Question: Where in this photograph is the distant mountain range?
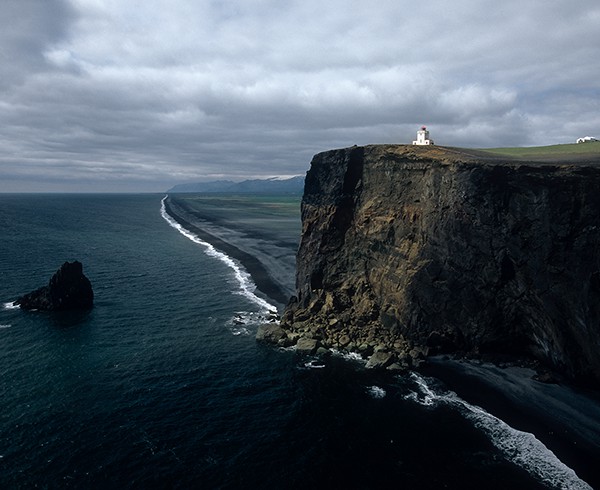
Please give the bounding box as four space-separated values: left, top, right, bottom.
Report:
167 176 304 194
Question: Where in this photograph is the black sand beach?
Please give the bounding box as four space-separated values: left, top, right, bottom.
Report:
164 195 299 308
421 358 600 488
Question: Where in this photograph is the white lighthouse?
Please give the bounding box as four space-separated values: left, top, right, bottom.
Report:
413 126 434 145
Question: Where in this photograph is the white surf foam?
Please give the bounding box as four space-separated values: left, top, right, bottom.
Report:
160 196 277 314
403 373 436 406
2 302 18 310
331 349 366 364
304 360 326 369
228 311 275 336
367 385 386 399
0 324 12 329
406 373 592 489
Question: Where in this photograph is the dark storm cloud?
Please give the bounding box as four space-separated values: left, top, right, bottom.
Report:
1 0 599 192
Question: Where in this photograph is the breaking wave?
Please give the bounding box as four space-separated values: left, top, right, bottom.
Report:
405 373 592 489
367 386 386 399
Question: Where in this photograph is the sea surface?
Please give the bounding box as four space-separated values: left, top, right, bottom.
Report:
0 193 596 489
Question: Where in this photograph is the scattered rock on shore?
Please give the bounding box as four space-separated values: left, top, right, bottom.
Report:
295 337 320 354
255 320 419 371
256 324 289 345
365 351 395 369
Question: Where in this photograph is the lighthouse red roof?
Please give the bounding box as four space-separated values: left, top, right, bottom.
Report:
421 126 427 130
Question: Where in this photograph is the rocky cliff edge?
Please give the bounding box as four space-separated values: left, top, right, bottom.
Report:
266 144 600 384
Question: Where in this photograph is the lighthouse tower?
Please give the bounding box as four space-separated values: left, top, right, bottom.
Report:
413 126 434 145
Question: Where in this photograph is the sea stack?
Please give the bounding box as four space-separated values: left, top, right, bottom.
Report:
14 261 94 311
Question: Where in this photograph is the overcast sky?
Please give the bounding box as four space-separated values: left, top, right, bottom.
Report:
1 0 599 192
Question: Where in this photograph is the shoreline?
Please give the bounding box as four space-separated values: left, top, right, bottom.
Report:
420 357 600 488
163 194 599 486
163 196 291 308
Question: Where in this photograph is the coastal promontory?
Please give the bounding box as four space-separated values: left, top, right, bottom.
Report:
271 144 600 385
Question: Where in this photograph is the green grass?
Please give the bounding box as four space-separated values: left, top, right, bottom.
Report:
476 142 600 159
178 194 301 220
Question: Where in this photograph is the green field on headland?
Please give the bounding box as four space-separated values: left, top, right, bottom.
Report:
477 142 600 161
170 194 301 243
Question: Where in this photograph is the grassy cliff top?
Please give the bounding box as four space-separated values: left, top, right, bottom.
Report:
361 142 600 165
384 142 600 165
474 142 600 162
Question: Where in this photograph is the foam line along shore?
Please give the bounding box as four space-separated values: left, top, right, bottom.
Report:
405 373 593 490
160 196 279 313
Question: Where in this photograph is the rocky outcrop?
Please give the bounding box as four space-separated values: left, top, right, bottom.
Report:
274 144 600 384
15 261 94 311
256 323 290 344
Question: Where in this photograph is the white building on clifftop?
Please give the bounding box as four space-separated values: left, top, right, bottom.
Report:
576 136 598 143
413 126 434 145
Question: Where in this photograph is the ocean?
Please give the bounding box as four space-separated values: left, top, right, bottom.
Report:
0 193 597 489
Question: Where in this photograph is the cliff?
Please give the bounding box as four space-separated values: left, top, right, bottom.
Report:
276 144 600 384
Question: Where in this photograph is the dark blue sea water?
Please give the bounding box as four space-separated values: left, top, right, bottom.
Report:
0 194 595 489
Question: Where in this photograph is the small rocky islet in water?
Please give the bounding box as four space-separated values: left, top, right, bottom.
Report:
14 261 93 311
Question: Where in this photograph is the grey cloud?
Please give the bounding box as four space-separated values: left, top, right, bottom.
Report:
1 0 599 192
0 0 76 88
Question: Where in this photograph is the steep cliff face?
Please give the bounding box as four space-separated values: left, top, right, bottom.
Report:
279 144 600 383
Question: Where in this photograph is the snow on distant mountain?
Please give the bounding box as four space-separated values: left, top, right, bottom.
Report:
167 176 304 194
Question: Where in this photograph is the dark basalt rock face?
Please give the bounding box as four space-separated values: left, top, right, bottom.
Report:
15 261 94 311
275 144 600 384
